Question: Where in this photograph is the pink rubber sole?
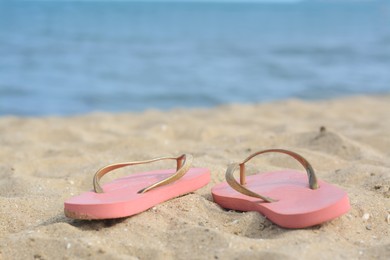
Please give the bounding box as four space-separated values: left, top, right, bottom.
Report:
65 168 210 219
211 170 350 228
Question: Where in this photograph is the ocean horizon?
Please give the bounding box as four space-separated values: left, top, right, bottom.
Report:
1 0 390 116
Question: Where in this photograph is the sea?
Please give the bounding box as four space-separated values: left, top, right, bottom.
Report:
1 0 390 116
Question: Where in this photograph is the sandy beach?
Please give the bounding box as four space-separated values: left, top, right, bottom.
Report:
0 95 389 259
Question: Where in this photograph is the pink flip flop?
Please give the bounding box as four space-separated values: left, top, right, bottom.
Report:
65 154 210 219
211 149 350 228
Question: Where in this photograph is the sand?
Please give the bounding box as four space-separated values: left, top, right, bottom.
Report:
0 95 389 259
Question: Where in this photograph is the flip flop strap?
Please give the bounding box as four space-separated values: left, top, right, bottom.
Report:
225 149 319 203
93 154 193 194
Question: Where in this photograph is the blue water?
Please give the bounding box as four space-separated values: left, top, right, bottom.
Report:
1 1 390 116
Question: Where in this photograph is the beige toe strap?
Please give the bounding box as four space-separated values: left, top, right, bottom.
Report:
225 149 319 203
93 154 193 194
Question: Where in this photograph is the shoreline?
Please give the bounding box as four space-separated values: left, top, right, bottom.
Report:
1 95 389 259
1 93 389 119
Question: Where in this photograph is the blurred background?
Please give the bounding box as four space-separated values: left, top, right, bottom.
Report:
1 0 389 116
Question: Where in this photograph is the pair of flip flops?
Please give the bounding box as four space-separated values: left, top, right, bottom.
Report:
64 149 350 228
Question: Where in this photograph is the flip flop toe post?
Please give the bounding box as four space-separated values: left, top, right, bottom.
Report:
212 149 350 228
65 154 210 220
